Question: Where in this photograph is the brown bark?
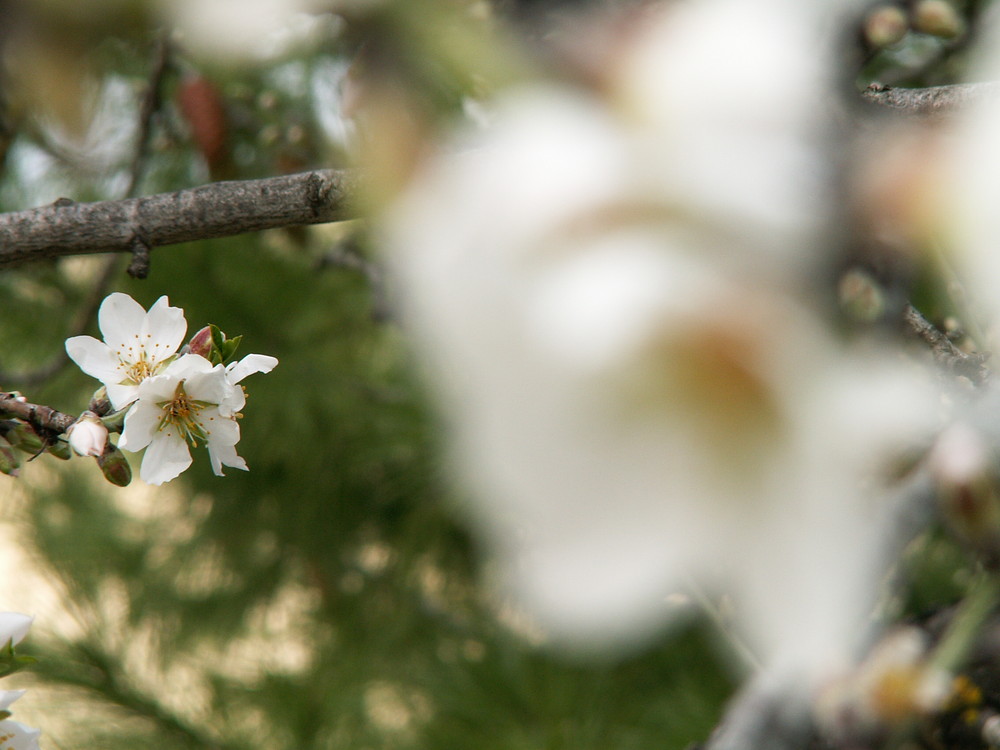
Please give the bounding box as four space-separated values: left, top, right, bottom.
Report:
0 169 358 273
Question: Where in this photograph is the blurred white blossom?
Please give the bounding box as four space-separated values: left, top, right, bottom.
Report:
947 13 1000 341
381 0 934 679
163 0 329 61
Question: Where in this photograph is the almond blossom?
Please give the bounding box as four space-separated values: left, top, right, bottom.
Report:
65 293 187 410
380 0 935 685
118 353 277 485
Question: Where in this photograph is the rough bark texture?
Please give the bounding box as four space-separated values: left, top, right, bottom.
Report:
861 81 1000 119
0 169 358 271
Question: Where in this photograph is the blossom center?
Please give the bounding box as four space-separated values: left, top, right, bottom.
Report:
157 380 211 447
126 357 154 384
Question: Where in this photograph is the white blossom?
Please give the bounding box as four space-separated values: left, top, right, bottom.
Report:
379 0 934 680
0 720 41 750
65 293 187 410
66 411 108 457
0 614 31 649
118 353 276 485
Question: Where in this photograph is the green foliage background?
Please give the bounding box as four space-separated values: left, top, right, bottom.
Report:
0 1 988 747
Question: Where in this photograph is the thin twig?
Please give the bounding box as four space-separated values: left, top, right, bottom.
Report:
902 303 990 385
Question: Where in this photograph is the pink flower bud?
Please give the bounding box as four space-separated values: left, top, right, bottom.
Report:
187 326 213 358
67 412 108 457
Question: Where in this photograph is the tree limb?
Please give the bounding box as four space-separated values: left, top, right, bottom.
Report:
0 392 76 434
0 168 359 270
861 81 1000 118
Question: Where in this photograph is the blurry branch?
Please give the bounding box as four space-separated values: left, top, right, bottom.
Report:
861 81 1000 118
0 256 120 388
0 392 76 435
902 303 990 384
316 237 391 322
124 32 173 199
0 37 173 387
0 169 358 274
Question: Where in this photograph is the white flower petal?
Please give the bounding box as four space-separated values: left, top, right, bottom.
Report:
141 296 187 364
97 292 148 353
106 384 140 411
207 415 240 447
64 336 120 384
183 366 229 406
0 614 31 648
0 691 25 713
0 718 42 750
140 433 193 485
119 403 163 453
208 442 248 477
226 354 279 384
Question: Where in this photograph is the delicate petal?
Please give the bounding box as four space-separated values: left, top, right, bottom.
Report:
0 691 24 713
207 414 241 448
106 384 140 411
226 354 278 384
64 336 120 384
139 433 193 485
208 441 247 476
97 293 149 353
0 614 31 647
183 365 230 406
0 719 42 750
141 296 188 364
119 402 164 453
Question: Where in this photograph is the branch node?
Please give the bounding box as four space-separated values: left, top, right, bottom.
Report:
127 233 152 279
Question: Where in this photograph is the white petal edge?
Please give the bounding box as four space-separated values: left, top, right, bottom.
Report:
0 614 31 647
97 293 148 352
65 336 120 384
0 718 42 750
226 354 278 384
140 433 193 485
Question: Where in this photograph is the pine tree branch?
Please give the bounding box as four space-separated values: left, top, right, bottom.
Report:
0 168 358 272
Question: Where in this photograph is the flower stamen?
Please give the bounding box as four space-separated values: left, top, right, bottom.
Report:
156 380 211 447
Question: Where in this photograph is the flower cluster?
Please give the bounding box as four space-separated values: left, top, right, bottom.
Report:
66 293 277 486
0 613 40 750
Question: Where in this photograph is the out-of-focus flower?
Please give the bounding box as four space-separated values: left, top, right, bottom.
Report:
66 411 108 457
118 353 276 485
816 627 952 739
0 719 41 750
947 17 1000 344
380 0 934 681
66 293 186 410
162 0 330 61
0 614 31 649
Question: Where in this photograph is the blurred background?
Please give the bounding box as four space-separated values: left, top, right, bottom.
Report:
0 0 989 747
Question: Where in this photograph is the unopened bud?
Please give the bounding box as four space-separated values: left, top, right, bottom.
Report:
67 411 108 457
47 440 71 460
88 386 111 416
865 5 909 48
0 438 20 477
839 269 885 323
187 326 213 359
913 0 965 39
97 445 132 487
5 423 44 454
931 424 1000 564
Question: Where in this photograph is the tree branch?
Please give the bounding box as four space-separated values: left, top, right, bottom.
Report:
0 169 359 269
0 392 76 435
861 81 1000 118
